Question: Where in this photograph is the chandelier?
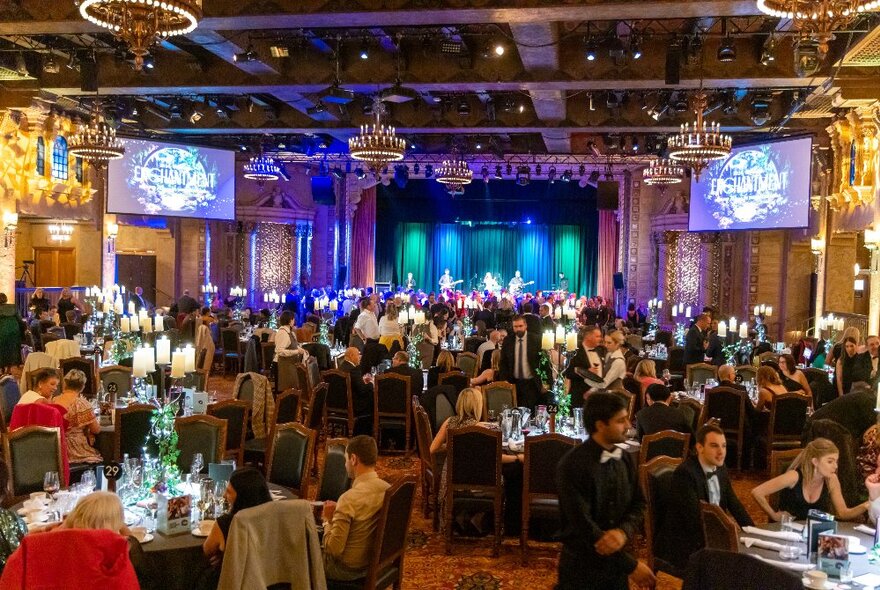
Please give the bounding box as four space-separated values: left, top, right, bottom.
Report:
435 157 473 194
79 0 202 71
643 159 686 185
348 99 406 173
243 155 282 183
48 222 74 243
756 0 877 53
667 90 732 181
68 110 125 163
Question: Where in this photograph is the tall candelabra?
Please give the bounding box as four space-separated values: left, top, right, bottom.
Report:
753 304 773 344
670 303 692 346
646 298 662 337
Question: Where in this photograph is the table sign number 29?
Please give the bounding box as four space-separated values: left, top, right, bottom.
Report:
103 462 122 481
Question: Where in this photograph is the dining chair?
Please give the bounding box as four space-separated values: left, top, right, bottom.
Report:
114 403 158 462
686 363 718 387
0 376 20 429
455 352 479 379
735 365 758 383
322 369 371 437
417 341 435 370
676 397 703 433
276 354 303 395
325 476 418 590
681 549 804 590
413 400 442 530
373 373 412 454
266 422 315 498
699 386 746 470
699 501 739 552
174 414 227 474
463 336 486 355
4 425 63 499
220 328 243 375
480 382 517 421
521 433 577 565
767 392 811 465
667 346 685 375
639 429 691 464
59 356 97 398
438 371 468 396
274 388 301 427
638 456 684 576
260 342 275 378
207 400 250 466
445 425 503 557
232 372 255 405
349 332 365 352
316 437 351 503
294 362 311 421
768 449 802 511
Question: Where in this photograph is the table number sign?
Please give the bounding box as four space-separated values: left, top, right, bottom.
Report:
157 493 192 536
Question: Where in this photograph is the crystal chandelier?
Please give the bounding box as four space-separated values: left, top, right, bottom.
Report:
756 0 877 54
48 222 74 243
68 110 125 163
348 99 406 173
243 155 282 183
435 157 473 194
643 159 686 185
79 0 202 71
667 90 732 181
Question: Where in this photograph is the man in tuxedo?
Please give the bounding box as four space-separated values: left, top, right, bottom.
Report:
498 315 544 410
538 304 555 331
564 325 606 400
807 380 876 441
337 347 375 430
657 424 754 571
684 313 711 366
634 384 692 440
474 299 497 330
520 302 542 335
386 351 424 399
717 365 746 391
868 335 880 384
176 289 200 315
131 287 150 312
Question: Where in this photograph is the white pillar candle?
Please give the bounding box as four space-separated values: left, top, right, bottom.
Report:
114 297 123 315
130 314 140 332
183 345 196 373
170 350 186 378
566 331 577 351
102 300 110 314
717 321 727 337
566 308 576 320
672 305 678 318
330 299 338 311
554 306 561 319
657 300 663 308
142 316 152 333
144 346 156 373
765 306 773 317
120 316 130 333
398 309 408 324
685 306 692 319
542 331 554 351
555 324 565 344
738 323 748 339
127 301 135 316
132 349 147 378
156 336 171 364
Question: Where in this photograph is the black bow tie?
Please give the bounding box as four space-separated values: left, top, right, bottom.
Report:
706 470 718 480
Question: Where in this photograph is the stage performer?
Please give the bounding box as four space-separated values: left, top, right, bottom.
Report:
483 272 500 294
439 269 455 291
404 272 416 292
508 270 524 297
557 272 570 296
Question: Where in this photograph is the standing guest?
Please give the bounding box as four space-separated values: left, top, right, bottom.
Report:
538 303 555 331
321 436 390 582
377 302 404 353
29 288 50 316
203 467 272 565
273 311 302 363
385 351 424 398
836 336 872 397
353 297 380 343
564 325 606 401
657 424 753 570
131 287 150 312
199 306 216 327
634 384 692 440
778 354 813 397
498 315 544 410
53 369 102 465
633 359 664 402
684 313 711 366
583 331 627 394
209 293 224 313
556 392 655 590
17 368 58 405
56 287 80 323
176 289 200 315
0 294 22 374
520 302 542 335
827 326 861 368
751 437 870 521
755 365 791 412
705 319 725 366
867 335 880 384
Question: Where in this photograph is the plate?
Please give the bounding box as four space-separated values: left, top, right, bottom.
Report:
801 578 834 590
850 544 867 554
139 534 154 544
191 529 210 537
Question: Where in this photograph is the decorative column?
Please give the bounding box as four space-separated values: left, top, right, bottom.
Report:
304 222 313 285
653 231 673 323
343 175 363 281
102 213 118 290
699 232 721 310
293 224 304 288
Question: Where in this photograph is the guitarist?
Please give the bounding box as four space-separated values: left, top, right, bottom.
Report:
507 270 534 298
438 268 455 292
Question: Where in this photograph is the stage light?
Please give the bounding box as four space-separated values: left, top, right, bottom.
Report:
631 137 639 152
481 166 490 182
234 43 258 63
516 165 531 186
475 143 482 150
750 93 772 126
535 164 542 176
561 169 572 182
43 54 60 74
189 107 203 124
394 164 409 188
630 33 642 60
718 37 736 62
506 163 513 175
354 166 366 179
359 40 370 60
424 164 434 178
761 34 777 66
585 39 597 62
517 102 525 114
578 165 585 177
525 218 532 224
331 166 345 179
494 41 505 56
141 54 155 69
413 163 420 175
457 99 471 116
494 165 503 179
547 166 557 183
794 38 821 78
608 32 625 59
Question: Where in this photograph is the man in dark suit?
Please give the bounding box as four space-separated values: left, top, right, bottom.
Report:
705 319 724 366
717 364 747 391
657 424 754 571
684 313 711 366
386 351 424 399
806 380 875 441
634 384 692 440
498 315 544 409
132 287 150 312
564 325 606 401
337 347 375 428
176 290 199 315
538 303 556 331
520 302 542 336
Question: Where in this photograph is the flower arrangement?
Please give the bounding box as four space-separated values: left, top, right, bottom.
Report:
146 396 182 495
317 319 331 346
408 330 424 369
461 315 473 337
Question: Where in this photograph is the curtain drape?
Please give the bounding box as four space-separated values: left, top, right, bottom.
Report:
349 186 376 287
597 210 619 302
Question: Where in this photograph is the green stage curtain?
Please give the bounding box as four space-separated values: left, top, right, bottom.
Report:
391 222 597 296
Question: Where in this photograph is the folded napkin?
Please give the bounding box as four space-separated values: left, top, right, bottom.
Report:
854 524 876 536
751 554 815 572
740 536 783 551
741 526 802 542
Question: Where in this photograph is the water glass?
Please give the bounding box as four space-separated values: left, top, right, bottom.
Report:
780 512 795 533
81 469 97 492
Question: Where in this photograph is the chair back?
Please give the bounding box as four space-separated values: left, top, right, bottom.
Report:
523 433 577 497
59 357 96 398
700 501 739 552
417 341 435 370
735 365 758 383
220 329 240 355
322 369 357 434
317 437 351 502
686 363 717 387
769 392 810 441
174 415 227 473
274 389 301 426
640 429 691 463
4 426 63 497
266 422 315 497
207 400 250 463
438 371 468 395
626 334 644 350
435 389 456 433
464 337 486 354
0 376 20 427
276 355 301 393
293 363 309 397
349 332 365 351
46 326 66 339
803 367 829 384
481 382 517 421
115 403 157 461
768 449 802 510
233 373 255 404
676 397 703 433
361 476 418 590
260 342 274 374
639 456 684 572
681 549 804 590
668 346 685 373
448 425 502 488
375 373 410 415
305 383 328 431
455 352 479 378
413 402 435 471
98 365 131 401
306 356 322 391
699 386 745 434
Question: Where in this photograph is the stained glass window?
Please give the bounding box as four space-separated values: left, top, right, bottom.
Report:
52 137 68 180
35 137 45 175
75 156 83 183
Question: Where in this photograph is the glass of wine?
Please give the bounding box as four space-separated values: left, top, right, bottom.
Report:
190 453 204 483
43 471 60 501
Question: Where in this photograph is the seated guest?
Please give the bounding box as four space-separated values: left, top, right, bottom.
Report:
18 368 58 405
203 467 272 566
717 364 746 391
755 365 789 412
386 351 424 398
377 302 404 353
321 436 391 582
199 306 216 326
634 384 692 440
658 424 753 571
338 348 374 418
273 311 303 363
53 369 102 465
476 330 505 372
807 381 876 441
0 461 26 575
778 354 812 397
471 349 501 386
427 350 456 389
633 359 664 401
752 437 870 522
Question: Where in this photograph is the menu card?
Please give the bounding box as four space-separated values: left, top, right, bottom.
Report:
157 493 192 536
817 533 849 578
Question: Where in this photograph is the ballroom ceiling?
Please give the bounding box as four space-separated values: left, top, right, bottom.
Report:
0 0 878 158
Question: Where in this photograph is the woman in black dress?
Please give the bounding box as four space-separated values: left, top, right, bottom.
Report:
29 288 50 317
835 336 871 397
202 467 272 564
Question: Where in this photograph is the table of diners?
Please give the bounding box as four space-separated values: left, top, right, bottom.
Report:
738 521 880 589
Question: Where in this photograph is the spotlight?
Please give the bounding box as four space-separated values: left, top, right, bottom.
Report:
607 33 625 59
306 104 326 116
481 166 490 182
561 169 572 182
517 102 525 114
14 52 28 77
354 166 366 179
506 163 513 175
494 41 505 56
359 41 369 60
43 54 59 74
234 44 258 63
606 92 622 109
525 218 532 225
239 145 248 152
588 170 600 183
631 137 639 152
141 54 155 69
717 37 736 62
673 93 688 113
794 37 821 78
394 165 409 188
585 38 597 62
494 165 503 179
424 164 434 178
547 166 557 183
516 166 531 186
332 167 345 179
535 164 542 176
457 99 471 116
578 165 586 177
630 34 642 60
413 164 420 175
761 34 777 66
750 92 773 126
66 52 80 71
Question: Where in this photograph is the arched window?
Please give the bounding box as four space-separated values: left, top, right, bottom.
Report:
35 137 45 175
51 136 68 180
75 156 83 183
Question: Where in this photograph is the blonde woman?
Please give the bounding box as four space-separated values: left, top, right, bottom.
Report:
471 349 501 386
63 491 129 534
633 359 664 401
588 331 626 393
755 365 788 412
378 302 404 353
427 350 457 389
751 438 870 521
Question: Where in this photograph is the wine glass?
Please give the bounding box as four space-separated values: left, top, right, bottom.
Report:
43 471 60 501
190 453 204 482
81 469 97 492
662 368 671 385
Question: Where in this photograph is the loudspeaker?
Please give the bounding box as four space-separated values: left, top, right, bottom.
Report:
335 265 347 291
80 56 98 92
311 175 336 206
665 44 680 85
597 181 620 210
613 272 625 290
